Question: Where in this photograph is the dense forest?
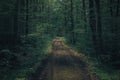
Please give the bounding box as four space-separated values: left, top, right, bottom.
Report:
0 0 120 80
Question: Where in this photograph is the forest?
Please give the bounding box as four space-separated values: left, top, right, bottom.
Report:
0 0 120 80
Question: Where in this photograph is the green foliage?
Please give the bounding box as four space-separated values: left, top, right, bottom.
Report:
0 49 20 68
92 66 120 80
0 0 120 79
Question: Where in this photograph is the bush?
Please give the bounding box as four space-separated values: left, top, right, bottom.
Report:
0 49 20 69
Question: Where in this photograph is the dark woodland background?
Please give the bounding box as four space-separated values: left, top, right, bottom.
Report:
0 0 120 80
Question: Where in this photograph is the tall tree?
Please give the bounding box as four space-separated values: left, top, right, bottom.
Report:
116 0 119 16
95 0 103 53
69 0 75 44
89 0 97 53
82 0 87 32
13 0 19 45
25 0 29 36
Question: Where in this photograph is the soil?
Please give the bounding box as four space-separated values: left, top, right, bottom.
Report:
29 38 100 80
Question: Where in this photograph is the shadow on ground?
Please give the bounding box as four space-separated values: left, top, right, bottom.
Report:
29 38 100 80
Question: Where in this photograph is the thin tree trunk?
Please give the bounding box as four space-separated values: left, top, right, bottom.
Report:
64 13 67 36
70 0 75 44
114 0 120 53
63 2 67 36
110 0 113 16
82 0 87 32
13 0 19 45
109 0 114 33
25 0 29 36
95 0 103 53
116 0 119 16
89 0 97 51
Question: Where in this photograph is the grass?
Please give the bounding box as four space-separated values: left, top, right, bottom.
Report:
92 66 120 80
15 36 53 80
66 41 120 80
86 57 120 80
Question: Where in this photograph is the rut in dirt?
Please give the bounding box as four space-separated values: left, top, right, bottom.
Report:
30 37 100 80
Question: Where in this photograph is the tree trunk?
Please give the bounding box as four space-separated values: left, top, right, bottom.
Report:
89 0 97 52
82 0 87 32
114 0 120 53
64 13 67 36
13 0 19 45
110 0 113 16
116 0 119 16
25 0 29 36
95 0 103 53
70 0 75 44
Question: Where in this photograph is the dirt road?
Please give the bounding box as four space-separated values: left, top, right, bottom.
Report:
30 38 100 80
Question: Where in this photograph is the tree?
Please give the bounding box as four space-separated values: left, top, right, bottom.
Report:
94 0 103 53
82 0 87 32
25 0 29 36
69 0 75 44
88 0 97 53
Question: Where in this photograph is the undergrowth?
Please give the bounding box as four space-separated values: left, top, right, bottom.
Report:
66 39 120 80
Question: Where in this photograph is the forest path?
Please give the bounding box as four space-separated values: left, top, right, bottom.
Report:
30 37 100 80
